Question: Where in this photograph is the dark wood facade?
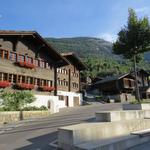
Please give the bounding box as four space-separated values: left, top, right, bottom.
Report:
57 52 86 93
95 74 135 95
0 30 67 95
136 70 150 98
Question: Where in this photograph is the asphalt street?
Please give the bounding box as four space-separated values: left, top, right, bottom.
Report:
0 103 122 150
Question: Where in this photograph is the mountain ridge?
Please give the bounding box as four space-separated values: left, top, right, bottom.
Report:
45 37 120 59
45 37 150 78
45 36 150 62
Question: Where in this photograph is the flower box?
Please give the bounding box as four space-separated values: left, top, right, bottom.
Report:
17 61 35 69
0 81 11 88
16 83 34 90
38 86 55 92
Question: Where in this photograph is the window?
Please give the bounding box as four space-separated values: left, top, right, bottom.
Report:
34 59 39 67
18 55 25 62
58 95 64 100
43 80 47 86
26 77 33 84
3 50 8 59
34 78 40 86
72 82 78 88
18 75 22 83
13 75 17 83
46 63 49 69
57 79 60 85
9 52 17 61
49 80 53 86
40 79 45 86
3 73 8 81
57 68 61 73
9 74 12 83
39 60 45 68
0 73 8 81
22 76 25 83
0 73 3 81
60 80 63 86
0 50 3 58
26 56 32 63
66 81 68 86
63 79 66 86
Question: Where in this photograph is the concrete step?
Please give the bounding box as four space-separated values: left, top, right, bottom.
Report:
131 129 150 137
75 134 150 150
58 119 150 150
95 110 150 122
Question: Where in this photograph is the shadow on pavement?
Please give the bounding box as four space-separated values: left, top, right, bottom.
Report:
11 117 96 150
15 131 58 150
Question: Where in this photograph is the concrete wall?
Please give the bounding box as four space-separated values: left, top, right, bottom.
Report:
29 95 59 114
0 111 50 124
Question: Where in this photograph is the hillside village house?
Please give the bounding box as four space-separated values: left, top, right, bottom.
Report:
57 52 86 107
0 30 85 112
93 70 150 102
93 73 135 102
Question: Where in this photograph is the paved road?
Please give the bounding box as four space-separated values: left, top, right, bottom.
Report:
128 141 150 150
0 103 122 150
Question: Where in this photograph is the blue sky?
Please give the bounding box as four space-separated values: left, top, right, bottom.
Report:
0 0 150 41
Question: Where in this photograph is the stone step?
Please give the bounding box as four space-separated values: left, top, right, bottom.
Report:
95 110 150 122
58 119 150 150
131 129 150 137
75 134 150 150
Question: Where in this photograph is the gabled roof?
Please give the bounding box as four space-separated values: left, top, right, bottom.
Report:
0 30 68 67
94 73 134 85
61 52 86 70
130 69 150 76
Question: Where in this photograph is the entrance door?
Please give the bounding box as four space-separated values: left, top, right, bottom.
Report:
73 97 80 106
65 96 69 107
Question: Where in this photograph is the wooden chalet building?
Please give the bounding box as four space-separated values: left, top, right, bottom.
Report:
57 52 86 107
0 30 86 111
94 73 135 102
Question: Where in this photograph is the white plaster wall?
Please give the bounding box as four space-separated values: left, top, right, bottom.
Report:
29 95 60 113
57 91 83 108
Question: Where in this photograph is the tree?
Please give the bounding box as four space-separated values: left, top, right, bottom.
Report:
0 91 35 111
113 8 150 101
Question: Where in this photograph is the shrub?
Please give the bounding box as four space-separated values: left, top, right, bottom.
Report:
0 91 36 111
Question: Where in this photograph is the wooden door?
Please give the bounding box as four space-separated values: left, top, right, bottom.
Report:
73 97 80 106
65 96 69 107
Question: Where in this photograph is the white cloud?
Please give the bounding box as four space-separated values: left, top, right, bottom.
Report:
98 33 117 42
135 7 149 13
